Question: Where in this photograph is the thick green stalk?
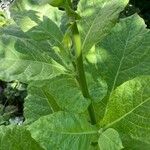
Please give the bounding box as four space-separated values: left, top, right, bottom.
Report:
71 22 97 125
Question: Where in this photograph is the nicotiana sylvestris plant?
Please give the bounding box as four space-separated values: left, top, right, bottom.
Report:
0 0 150 149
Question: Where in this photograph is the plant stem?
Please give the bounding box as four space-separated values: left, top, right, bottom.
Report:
71 22 97 125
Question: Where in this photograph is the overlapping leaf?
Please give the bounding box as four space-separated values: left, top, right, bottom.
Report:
11 1 63 26
12 11 63 44
102 76 150 147
25 75 90 114
12 10 71 65
28 111 98 150
87 14 150 120
77 0 129 53
24 72 107 125
0 125 43 150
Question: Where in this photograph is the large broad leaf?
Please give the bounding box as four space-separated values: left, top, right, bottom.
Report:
0 126 43 150
0 25 68 82
87 14 150 120
24 74 107 124
98 128 123 150
77 0 129 53
28 111 98 150
102 76 150 147
95 14 150 95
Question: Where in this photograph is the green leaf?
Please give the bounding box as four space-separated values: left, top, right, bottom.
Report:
12 10 39 32
28 75 90 113
0 126 44 150
12 11 64 44
27 16 63 43
0 25 67 82
77 0 129 53
28 0 50 5
11 1 63 26
122 134 150 150
24 85 53 124
12 10 71 63
102 76 150 146
24 73 107 124
98 128 123 150
95 14 150 95
88 14 150 120
28 111 98 150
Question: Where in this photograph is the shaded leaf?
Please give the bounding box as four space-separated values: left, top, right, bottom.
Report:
0 25 67 82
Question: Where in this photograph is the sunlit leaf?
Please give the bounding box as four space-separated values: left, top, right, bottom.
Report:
102 76 150 147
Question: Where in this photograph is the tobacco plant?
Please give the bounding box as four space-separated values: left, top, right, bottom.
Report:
0 0 150 149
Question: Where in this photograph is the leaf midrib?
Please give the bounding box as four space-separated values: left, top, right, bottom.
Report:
81 5 102 50
109 24 132 94
34 130 98 135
